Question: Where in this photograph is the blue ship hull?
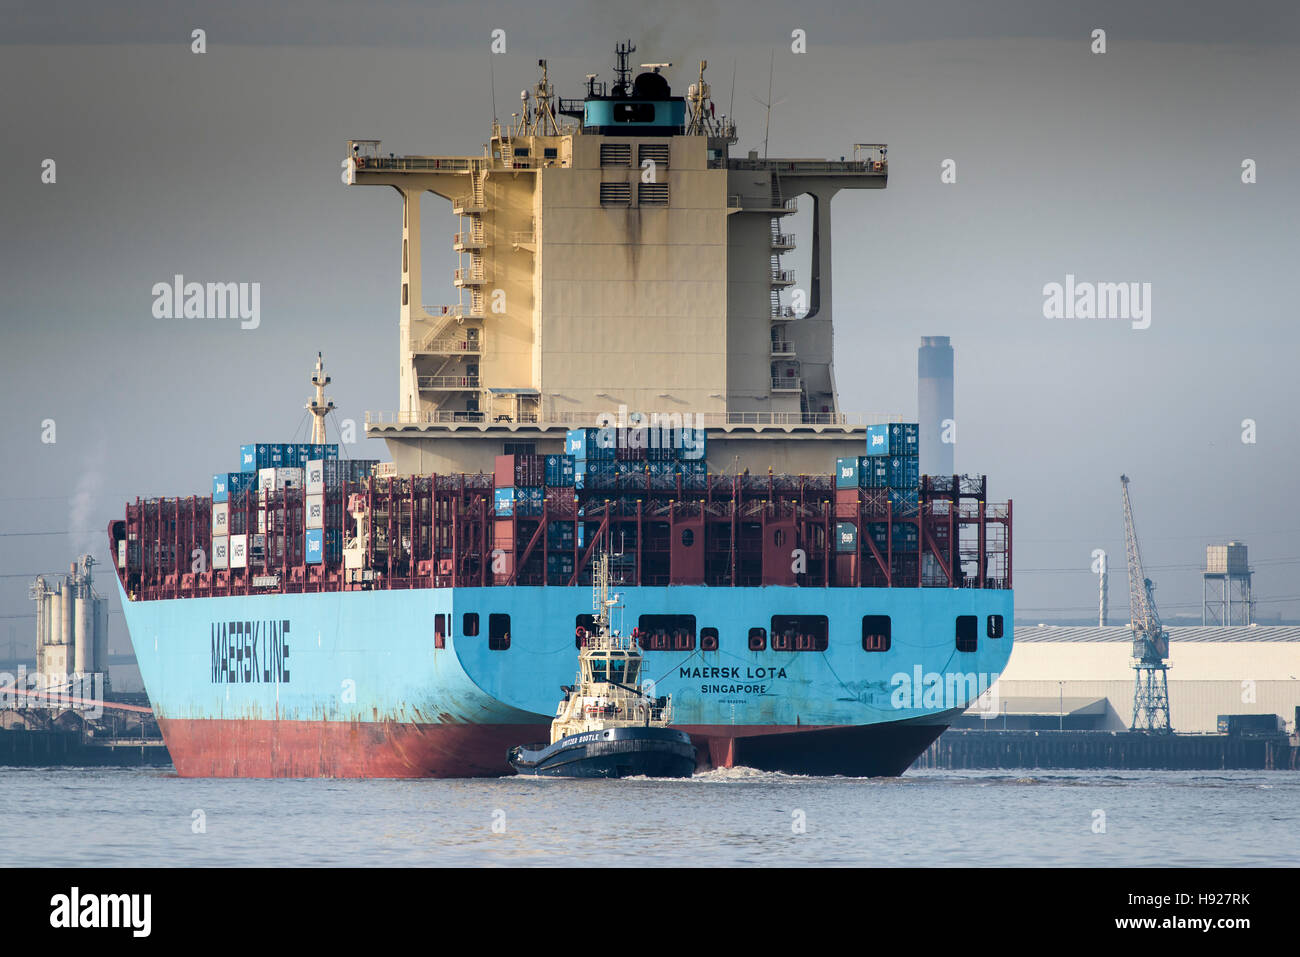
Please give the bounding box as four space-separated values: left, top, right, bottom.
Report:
117 580 1013 777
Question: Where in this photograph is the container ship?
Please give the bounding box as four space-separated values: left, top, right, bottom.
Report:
109 44 1013 778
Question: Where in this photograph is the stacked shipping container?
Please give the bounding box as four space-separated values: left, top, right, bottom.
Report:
565 426 708 492
210 442 377 574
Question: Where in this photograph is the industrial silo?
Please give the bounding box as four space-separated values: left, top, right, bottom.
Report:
75 593 94 675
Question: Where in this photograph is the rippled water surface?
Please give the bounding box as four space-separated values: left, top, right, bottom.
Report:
1 766 1295 866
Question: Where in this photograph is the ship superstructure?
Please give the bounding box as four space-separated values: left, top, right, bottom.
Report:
349 46 888 476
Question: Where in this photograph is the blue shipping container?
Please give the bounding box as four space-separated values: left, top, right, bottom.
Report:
494 488 516 516
859 456 889 489
566 428 615 461
227 471 256 501
212 474 230 503
239 444 258 472
677 427 707 461
889 423 920 456
865 424 890 456
835 522 858 553
887 455 921 489
836 457 861 489
305 528 324 564
544 454 577 487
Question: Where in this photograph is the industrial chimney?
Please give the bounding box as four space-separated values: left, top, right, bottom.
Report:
918 336 954 477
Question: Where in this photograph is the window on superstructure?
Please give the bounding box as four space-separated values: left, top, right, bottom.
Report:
504 442 536 457
544 147 558 159
513 147 530 157
600 182 631 206
638 183 668 206
614 102 654 123
638 144 670 169
748 627 767 652
771 615 829 652
600 143 631 167
489 613 511 651
862 615 891 652
987 615 1004 639
637 614 695 651
956 615 978 653
435 613 446 649
575 613 597 648
700 627 719 652
463 612 479 637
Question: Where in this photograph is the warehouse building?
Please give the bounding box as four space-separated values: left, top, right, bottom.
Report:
960 626 1300 733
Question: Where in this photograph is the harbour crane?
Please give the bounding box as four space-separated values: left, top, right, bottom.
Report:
1120 475 1172 732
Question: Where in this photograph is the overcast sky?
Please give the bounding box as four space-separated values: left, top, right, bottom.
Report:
2 1 1299 676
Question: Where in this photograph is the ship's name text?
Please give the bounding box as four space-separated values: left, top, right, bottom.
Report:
210 619 291 683
680 666 786 680
682 665 784 694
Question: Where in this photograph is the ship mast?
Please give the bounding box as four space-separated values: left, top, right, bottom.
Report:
593 553 611 633
306 352 335 445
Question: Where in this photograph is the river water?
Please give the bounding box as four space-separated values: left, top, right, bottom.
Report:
1 766 1294 867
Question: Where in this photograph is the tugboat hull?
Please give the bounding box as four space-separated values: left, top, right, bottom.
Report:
509 726 696 779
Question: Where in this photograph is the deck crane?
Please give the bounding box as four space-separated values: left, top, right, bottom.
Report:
1120 475 1172 732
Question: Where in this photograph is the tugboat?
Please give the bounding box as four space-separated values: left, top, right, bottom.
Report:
508 555 696 778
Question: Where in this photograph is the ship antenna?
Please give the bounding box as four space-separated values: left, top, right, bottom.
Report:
728 57 736 120
614 39 636 95
306 352 336 445
754 50 780 159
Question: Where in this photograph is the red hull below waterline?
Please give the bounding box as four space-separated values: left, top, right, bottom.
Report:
155 717 949 778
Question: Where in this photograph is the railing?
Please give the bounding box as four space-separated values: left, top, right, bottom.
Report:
728 195 799 212
510 231 535 246
353 155 477 172
416 375 480 390
772 305 802 319
452 231 485 248
771 269 795 284
421 303 482 319
772 233 795 247
366 409 902 427
727 158 884 174
454 267 486 284
415 336 481 354
770 338 794 354
452 195 485 213
771 377 803 392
